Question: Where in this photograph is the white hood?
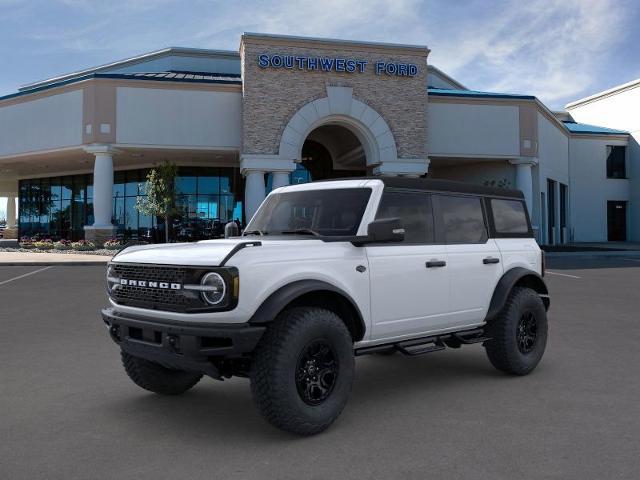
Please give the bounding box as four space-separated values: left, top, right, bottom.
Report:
112 238 252 266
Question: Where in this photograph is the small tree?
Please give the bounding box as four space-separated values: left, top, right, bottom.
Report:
136 161 178 243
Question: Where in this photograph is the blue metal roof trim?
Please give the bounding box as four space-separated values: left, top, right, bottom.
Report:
428 87 536 100
0 72 242 102
562 121 628 135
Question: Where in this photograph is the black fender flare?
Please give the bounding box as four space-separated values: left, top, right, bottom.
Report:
248 279 366 340
485 267 549 322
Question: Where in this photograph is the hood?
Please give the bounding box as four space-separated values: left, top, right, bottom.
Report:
111 237 323 266
112 238 250 266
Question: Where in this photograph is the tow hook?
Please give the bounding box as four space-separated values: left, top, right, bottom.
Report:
109 325 121 343
166 334 181 353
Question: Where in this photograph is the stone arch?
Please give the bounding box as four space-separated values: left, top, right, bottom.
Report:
278 86 398 167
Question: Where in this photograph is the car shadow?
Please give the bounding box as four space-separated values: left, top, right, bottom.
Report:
100 349 515 441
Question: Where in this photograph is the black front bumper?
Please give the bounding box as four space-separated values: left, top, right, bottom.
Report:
101 307 265 378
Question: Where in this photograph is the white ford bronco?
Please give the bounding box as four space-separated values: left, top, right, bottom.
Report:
102 177 549 435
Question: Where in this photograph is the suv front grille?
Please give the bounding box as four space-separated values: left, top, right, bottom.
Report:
110 263 197 312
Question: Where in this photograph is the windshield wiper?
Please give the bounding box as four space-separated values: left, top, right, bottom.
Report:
243 229 267 236
280 228 321 236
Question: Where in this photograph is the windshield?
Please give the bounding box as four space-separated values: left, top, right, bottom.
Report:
245 188 372 237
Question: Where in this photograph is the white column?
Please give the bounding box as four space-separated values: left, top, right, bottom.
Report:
510 158 538 217
241 154 295 222
87 147 116 227
244 170 266 222
271 171 290 190
6 195 16 229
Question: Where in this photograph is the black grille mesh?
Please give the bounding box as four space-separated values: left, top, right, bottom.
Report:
111 264 193 312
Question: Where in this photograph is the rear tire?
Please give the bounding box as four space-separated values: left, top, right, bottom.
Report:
484 287 548 375
250 307 355 435
121 351 202 395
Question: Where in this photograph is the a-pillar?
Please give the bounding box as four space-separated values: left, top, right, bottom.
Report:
241 154 295 222
509 158 538 219
84 145 118 245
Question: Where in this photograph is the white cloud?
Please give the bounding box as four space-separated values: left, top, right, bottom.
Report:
422 0 631 107
4 0 635 108
184 0 632 107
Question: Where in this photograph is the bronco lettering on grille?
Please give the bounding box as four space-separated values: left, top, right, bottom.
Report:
120 279 182 290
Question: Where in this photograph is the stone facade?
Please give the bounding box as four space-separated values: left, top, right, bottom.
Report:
240 34 429 163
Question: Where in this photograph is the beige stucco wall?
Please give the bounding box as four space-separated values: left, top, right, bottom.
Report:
116 86 242 148
0 89 83 157
240 35 429 160
427 102 520 157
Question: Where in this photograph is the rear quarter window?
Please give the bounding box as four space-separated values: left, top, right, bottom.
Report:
490 199 530 234
437 195 487 244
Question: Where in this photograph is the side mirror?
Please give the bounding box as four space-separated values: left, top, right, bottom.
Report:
352 218 405 246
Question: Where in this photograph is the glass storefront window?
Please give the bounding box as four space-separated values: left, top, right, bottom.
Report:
18 166 243 242
176 170 197 194
197 174 219 195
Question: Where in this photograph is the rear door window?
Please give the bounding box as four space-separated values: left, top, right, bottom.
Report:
490 199 530 234
375 190 434 243
437 195 487 244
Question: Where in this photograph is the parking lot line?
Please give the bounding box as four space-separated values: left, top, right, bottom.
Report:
545 270 581 279
0 266 52 287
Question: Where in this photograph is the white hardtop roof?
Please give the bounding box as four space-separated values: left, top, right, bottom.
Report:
272 179 380 194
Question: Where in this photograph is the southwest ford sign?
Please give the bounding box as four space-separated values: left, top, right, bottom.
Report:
257 54 418 77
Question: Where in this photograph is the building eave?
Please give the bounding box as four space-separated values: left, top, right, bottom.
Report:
19 47 240 93
565 78 640 109
1 73 242 105
427 65 467 90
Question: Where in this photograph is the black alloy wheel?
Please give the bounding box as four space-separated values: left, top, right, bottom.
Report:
516 311 538 354
295 339 339 405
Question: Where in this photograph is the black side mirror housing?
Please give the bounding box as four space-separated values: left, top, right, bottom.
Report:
352 218 405 246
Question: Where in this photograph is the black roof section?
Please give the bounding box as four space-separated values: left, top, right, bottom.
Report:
314 176 525 199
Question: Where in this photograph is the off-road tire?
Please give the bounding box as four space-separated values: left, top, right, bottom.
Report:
484 287 548 375
250 307 355 435
121 351 202 395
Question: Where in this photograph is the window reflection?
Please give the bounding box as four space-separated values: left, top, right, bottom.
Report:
18 167 243 242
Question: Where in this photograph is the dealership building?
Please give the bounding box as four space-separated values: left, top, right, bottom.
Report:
0 33 636 244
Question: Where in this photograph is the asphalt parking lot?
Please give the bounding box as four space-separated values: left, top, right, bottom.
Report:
1 257 640 479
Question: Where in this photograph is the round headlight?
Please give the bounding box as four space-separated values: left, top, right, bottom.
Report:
201 272 226 305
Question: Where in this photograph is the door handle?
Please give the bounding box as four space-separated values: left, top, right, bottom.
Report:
483 257 500 264
426 260 446 268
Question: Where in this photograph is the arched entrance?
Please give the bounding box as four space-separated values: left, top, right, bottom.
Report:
300 124 367 181
278 87 399 171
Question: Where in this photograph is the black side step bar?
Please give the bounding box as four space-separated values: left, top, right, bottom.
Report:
355 328 491 357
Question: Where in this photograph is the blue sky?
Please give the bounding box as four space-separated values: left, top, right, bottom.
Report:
1 0 639 218
1 0 639 108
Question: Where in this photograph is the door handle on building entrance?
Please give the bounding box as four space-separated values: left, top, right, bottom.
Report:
483 257 500 264
426 260 446 268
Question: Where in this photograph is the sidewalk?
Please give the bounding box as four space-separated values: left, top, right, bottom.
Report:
0 251 113 266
